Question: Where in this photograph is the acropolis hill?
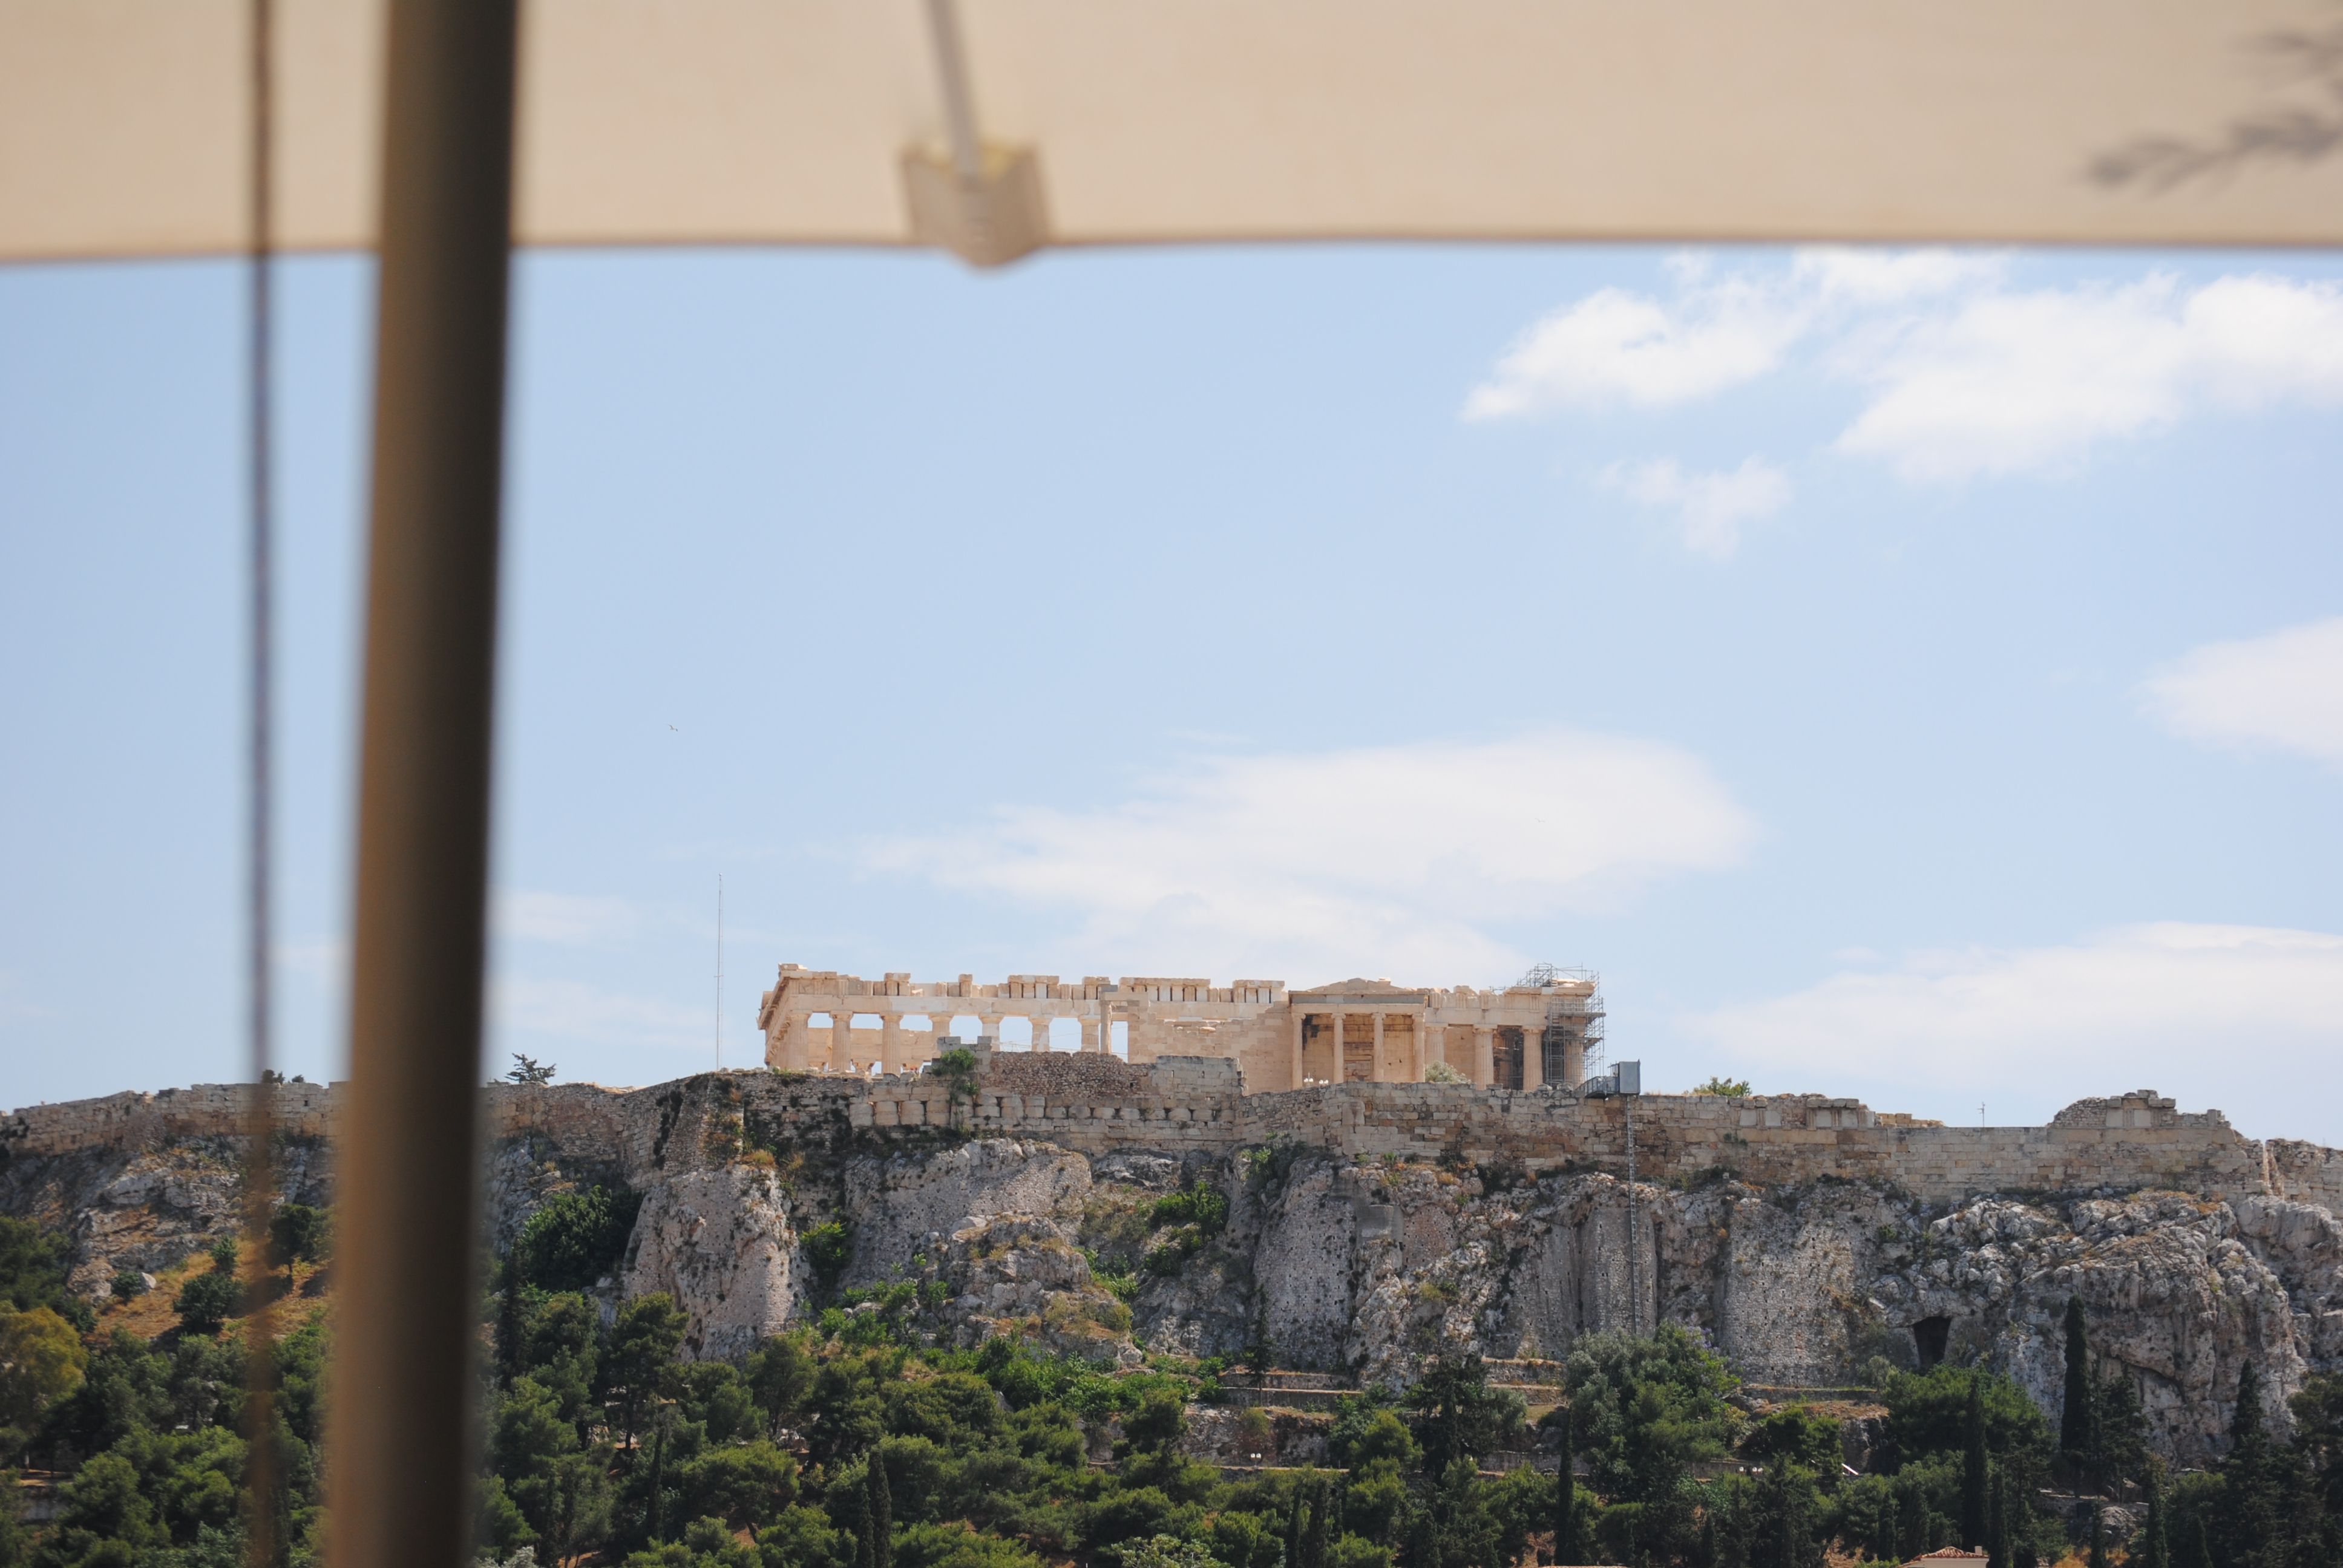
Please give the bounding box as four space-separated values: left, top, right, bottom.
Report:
7 959 2343 1466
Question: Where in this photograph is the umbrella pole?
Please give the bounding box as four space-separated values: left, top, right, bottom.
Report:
326 0 518 1563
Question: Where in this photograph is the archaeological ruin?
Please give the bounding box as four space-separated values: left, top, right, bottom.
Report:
754 962 1608 1091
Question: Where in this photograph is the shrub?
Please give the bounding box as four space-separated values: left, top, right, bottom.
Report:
110 1269 147 1302
802 1221 853 1282
1149 1181 1227 1235
1422 1062 1467 1085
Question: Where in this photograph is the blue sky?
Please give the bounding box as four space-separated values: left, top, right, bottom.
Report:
4 243 2340 1141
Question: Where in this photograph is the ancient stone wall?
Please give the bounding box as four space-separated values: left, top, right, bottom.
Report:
0 1067 2306 1217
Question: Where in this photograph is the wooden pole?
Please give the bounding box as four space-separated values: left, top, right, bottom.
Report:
326 0 517 1561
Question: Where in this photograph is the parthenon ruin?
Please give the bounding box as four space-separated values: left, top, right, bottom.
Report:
754 963 1605 1093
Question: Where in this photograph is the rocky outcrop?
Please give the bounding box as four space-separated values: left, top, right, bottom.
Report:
623 1166 799 1362
10 1069 2343 1470
0 1131 332 1299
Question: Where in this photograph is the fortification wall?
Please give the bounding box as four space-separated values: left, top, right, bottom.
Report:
1 1081 338 1157
1 1061 2316 1215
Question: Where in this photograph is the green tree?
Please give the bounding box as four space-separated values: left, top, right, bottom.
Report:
866 1447 894 1568
2089 1370 2148 1494
2139 1460 2168 1568
2059 1296 2093 1478
609 1294 689 1448
0 1219 91 1331
514 1187 643 1295
1116 1390 1186 1460
749 1334 815 1439
1562 1325 1740 1512
509 1054 558 1085
173 1272 241 1338
0 1307 87 1431
1961 1375 1990 1550
542 1449 616 1566
1404 1353 1524 1473
2232 1359 2264 1448
2289 1371 2343 1518
1691 1077 1752 1097
266 1204 330 1276
1552 1405 1579 1566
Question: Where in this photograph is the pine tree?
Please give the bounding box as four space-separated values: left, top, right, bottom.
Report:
868 1450 894 1568
2060 1294 2094 1479
1962 1373 1991 1549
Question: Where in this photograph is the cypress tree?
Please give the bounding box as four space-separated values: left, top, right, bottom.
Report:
2060 1295 2093 1477
1287 1486 1306 1568
1985 1465 2008 1568
2140 1460 2168 1568
1308 1477 1331 1568
1962 1373 1990 1549
2086 1500 2107 1568
868 1451 894 1568
2231 1360 2265 1448
1554 1407 1578 1566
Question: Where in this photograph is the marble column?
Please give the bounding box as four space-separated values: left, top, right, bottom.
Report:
977 1013 999 1045
1290 1009 1305 1088
1329 1010 1346 1082
834 1011 856 1072
1522 1026 1544 1091
1473 1026 1494 1088
881 1012 902 1076
1423 1020 1446 1080
1371 1011 1388 1083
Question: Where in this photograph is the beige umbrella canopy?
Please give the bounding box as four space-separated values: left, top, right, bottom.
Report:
8 0 2343 265
8 7 2340 1568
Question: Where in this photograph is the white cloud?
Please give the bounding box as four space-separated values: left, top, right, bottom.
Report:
1469 254 2343 485
1602 458 1791 560
2137 616 2343 771
496 889 643 946
1685 923 2343 1143
862 731 1758 984
1462 264 1807 417
1835 273 2343 481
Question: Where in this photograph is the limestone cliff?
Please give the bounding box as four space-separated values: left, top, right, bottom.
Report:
8 1068 2342 1469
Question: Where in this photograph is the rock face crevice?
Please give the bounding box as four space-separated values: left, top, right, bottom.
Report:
9 1068 2343 1468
